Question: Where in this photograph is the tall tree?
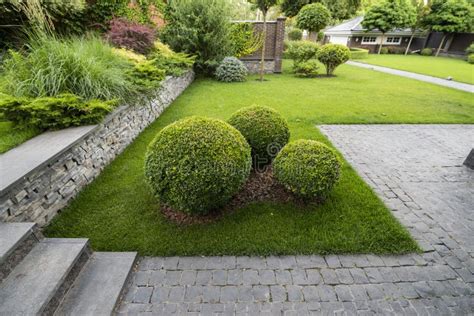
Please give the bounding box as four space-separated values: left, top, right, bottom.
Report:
405 0 429 55
249 0 278 81
296 3 331 41
362 0 416 54
423 0 473 56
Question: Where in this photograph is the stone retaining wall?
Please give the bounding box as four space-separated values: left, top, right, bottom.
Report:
0 71 194 226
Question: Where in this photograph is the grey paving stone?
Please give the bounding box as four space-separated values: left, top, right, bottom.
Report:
133 287 153 304
119 125 474 314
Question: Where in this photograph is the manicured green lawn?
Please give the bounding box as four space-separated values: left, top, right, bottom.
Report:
44 61 474 256
358 54 474 85
0 119 39 154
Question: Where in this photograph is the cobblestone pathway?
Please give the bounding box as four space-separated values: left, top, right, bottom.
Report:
118 125 474 315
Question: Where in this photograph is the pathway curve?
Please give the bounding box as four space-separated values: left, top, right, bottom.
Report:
347 61 474 93
118 125 474 315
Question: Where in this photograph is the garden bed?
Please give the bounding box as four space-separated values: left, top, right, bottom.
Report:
44 61 474 256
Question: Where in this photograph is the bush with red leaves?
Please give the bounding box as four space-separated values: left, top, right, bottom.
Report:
106 18 156 55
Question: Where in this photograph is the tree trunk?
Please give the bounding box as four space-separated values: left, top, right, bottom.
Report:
435 34 446 57
259 10 267 82
377 33 385 54
405 32 415 55
308 31 317 42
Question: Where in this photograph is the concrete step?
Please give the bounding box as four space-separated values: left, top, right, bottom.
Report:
0 238 90 315
55 252 137 316
0 222 39 281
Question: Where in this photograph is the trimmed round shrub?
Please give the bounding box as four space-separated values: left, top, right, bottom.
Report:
317 44 350 76
466 43 474 55
296 3 331 34
286 40 320 63
288 28 303 41
468 54 474 64
273 140 341 200
228 106 290 167
421 48 433 56
145 117 251 215
215 57 248 82
380 47 389 54
293 60 319 78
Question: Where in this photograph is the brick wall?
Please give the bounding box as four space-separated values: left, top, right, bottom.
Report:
239 17 286 73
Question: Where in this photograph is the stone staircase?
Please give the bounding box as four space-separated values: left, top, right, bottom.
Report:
0 222 136 315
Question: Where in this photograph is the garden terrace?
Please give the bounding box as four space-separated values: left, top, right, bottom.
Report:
44 60 474 256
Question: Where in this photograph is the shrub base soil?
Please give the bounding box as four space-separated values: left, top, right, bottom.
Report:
161 167 310 225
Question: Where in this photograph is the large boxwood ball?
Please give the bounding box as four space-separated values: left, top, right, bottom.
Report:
145 116 251 215
273 139 341 200
228 105 290 167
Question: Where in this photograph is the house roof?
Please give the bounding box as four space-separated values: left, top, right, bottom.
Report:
324 16 422 36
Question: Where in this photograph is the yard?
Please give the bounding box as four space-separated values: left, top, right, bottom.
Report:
44 61 474 256
357 54 474 85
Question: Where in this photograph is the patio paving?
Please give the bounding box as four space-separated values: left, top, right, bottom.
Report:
118 125 474 315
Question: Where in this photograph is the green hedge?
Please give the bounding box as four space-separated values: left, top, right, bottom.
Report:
350 48 369 59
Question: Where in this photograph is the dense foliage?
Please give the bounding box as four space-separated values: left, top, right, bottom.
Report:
293 60 319 78
160 0 234 74
288 28 303 41
296 3 332 33
0 36 134 101
421 48 433 56
286 41 320 63
0 0 85 46
148 41 196 76
317 44 351 75
228 105 290 167
273 139 341 200
229 23 263 58
423 0 473 34
106 18 156 54
83 0 166 29
362 0 416 54
466 43 474 55
144 116 251 215
0 93 117 130
468 54 474 64
215 57 248 82
350 48 369 59
281 0 362 20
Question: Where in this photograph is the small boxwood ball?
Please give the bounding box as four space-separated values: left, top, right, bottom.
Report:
228 105 290 167
145 116 251 215
273 139 341 200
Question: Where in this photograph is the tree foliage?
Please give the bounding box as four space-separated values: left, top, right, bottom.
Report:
296 3 332 33
161 0 234 74
423 0 473 34
362 0 416 33
280 0 361 20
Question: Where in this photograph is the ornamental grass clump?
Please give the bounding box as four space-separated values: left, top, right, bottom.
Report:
145 117 251 215
0 36 134 101
228 105 290 167
273 139 341 200
215 57 248 82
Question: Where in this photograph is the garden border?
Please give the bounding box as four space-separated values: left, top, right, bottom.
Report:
0 71 195 226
